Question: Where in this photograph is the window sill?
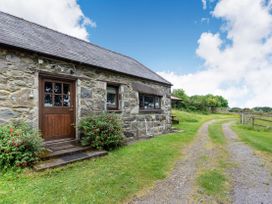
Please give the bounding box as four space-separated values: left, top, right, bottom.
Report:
107 109 122 113
139 109 163 114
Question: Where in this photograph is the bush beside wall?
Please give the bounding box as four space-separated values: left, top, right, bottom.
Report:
79 113 124 151
0 121 43 170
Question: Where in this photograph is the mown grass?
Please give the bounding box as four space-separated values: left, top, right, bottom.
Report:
208 121 226 144
197 169 226 195
208 119 238 144
232 124 272 154
0 111 231 204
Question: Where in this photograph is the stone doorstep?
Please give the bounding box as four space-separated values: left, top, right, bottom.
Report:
46 143 79 152
44 138 78 148
34 150 108 171
41 146 92 160
43 138 84 153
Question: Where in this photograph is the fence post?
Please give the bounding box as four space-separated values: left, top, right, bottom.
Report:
241 113 244 124
252 116 255 128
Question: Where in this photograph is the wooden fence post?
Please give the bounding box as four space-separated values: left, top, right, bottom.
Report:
252 116 255 128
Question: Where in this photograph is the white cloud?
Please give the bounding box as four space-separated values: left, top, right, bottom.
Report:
202 0 207 10
159 0 272 108
0 0 95 41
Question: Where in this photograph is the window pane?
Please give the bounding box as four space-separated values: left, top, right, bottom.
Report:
44 94 53 107
54 95 62 106
63 84 70 95
44 82 52 93
107 93 116 106
107 86 117 94
144 95 154 109
54 83 62 94
155 97 160 109
107 86 118 109
139 94 161 110
63 95 70 107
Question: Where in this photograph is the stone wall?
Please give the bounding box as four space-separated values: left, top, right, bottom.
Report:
0 47 172 141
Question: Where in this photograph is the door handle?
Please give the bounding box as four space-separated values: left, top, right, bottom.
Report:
70 123 75 127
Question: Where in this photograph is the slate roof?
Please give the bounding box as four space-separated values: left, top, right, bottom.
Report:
0 11 171 85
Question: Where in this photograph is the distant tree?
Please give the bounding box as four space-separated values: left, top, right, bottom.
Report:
229 107 242 112
205 94 219 112
172 89 189 101
252 107 272 113
189 95 207 112
243 108 252 112
171 89 229 113
216 96 228 108
172 89 189 109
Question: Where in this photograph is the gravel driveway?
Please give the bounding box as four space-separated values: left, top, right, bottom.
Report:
223 122 272 204
130 120 215 204
129 121 272 204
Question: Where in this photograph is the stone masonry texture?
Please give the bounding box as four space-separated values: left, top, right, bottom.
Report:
0 47 171 141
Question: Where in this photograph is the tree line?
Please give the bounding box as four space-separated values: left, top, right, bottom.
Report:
229 107 272 113
172 89 229 113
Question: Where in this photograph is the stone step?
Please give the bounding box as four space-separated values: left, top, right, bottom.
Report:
44 139 79 152
44 138 77 146
34 150 108 171
41 145 92 160
46 143 77 152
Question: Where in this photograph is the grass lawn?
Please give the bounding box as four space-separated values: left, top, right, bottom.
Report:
0 111 232 204
197 169 226 195
232 124 272 154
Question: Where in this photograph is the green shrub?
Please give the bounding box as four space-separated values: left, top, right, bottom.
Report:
79 113 124 150
0 121 43 170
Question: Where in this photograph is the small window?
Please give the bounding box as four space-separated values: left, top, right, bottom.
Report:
107 85 119 110
139 94 161 110
43 81 71 107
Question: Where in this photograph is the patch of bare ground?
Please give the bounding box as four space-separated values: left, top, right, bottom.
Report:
255 151 272 171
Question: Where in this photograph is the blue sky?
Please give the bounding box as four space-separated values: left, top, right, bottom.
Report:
78 0 220 74
1 0 271 107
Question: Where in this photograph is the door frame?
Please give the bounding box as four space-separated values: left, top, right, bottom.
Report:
39 73 77 141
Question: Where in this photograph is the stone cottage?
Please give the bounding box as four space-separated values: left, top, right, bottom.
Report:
0 11 172 143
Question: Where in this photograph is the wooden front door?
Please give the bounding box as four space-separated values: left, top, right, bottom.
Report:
39 76 76 141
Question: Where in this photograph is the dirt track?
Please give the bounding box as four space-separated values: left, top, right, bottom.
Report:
223 122 272 204
130 120 272 204
130 120 215 204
